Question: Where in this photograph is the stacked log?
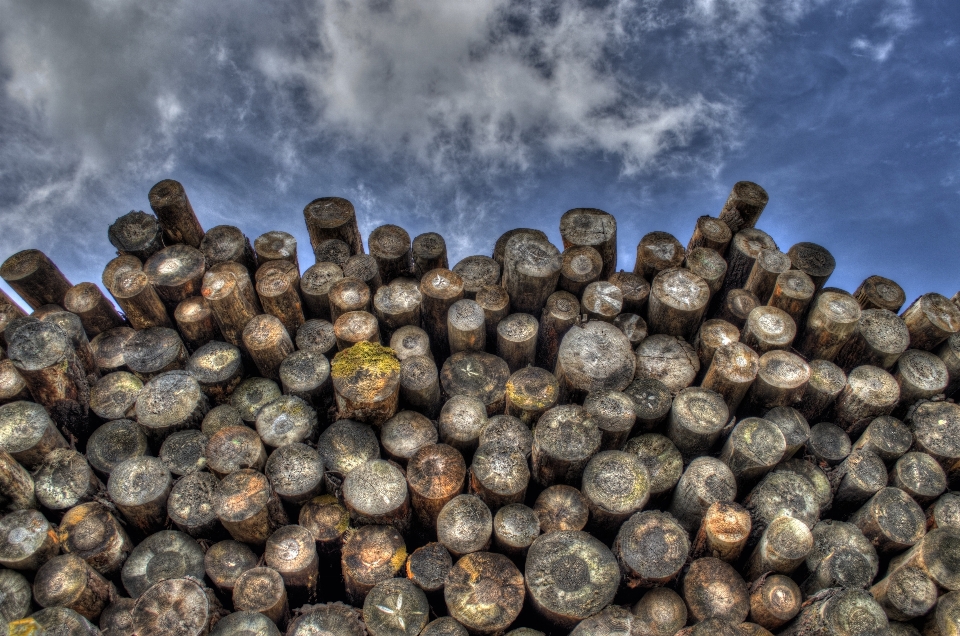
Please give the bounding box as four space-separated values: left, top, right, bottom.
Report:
2 177 960 636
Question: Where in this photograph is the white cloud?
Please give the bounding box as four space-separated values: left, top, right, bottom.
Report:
851 37 895 61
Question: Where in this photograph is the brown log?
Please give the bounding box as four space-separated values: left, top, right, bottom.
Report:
300 262 343 321
108 456 172 534
806 422 852 465
924 590 960 636
685 246 728 298
63 283 124 337
380 410 437 465
786 242 836 292
202 403 244 436
286 603 365 636
683 557 749 624
215 468 288 546
143 244 206 309
559 208 618 279
744 471 820 541
371 278 421 340
314 239 351 268
759 406 809 460
533 484 588 533
622 433 683 498
632 588 689 636
582 389 634 450
834 308 910 372
200 224 257 273
148 179 204 247
186 340 244 405
741 306 796 354
437 494 492 557
444 551 524 634
167 471 221 537
7 320 89 413
135 371 209 444
714 288 761 329
412 232 449 279
407 443 466 528
440 351 510 415
0 359 30 405
173 296 220 350
894 349 948 412
0 249 73 309
608 271 650 315
851 415 912 463
502 233 562 318
278 350 331 410
0 292 26 350
331 341 400 425
438 394 487 457
399 355 441 418
0 400 68 469
470 442 529 510
333 310 380 350
233 567 289 628
254 230 299 270
111 269 173 330
419 268 463 358
362 578 429 636
57 502 132 575
558 246 603 297
744 349 810 413
623 377 673 432
691 501 751 563
342 459 410 532
125 326 188 380
121 530 204 599
33 448 101 513
635 231 684 280
581 450 650 534
257 269 305 337
613 312 647 347
718 181 768 233
555 321 635 403
496 312 538 373
341 524 406 605
797 358 846 421
647 268 710 340
535 290 578 371
492 228 548 269
85 418 148 479
34 553 113 621
343 254 382 293
796 290 862 361
689 215 734 255
453 255 501 300
833 365 900 436
0 509 59 571
855 275 906 313
870 565 939 622
0 569 32 623
719 417 786 491
102 253 143 291
890 451 947 505
255 395 317 449
493 503 540 556
316 419 380 491
767 269 816 324
531 404 601 486
296 318 337 355
264 443 324 505
473 284 511 355
902 293 960 351
22 606 99 635
480 414 533 457
748 574 802 631
743 515 813 580
206 425 267 478
693 318 740 373
242 314 293 380
265 525 319 606
304 197 364 256
909 400 960 468
668 386 729 461
722 229 777 296
667 457 736 531
580 282 620 324
299 495 350 554
743 248 790 304
447 298 486 354
201 264 261 348
525 530 619 628
0 450 35 511
887 527 960 591
108 210 165 262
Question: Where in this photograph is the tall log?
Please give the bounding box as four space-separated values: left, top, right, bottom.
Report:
834 365 900 436
174 296 221 350
233 567 289 628
420 268 463 359
407 443 466 528
254 230 299 270
33 553 113 621
63 282 124 337
667 386 729 461
722 229 777 295
304 197 364 256
265 525 319 606
622 433 683 498
685 246 727 298
0 400 68 469
536 290 579 371
257 267 305 337
834 308 910 371
7 320 88 413
583 389 634 450
559 208 618 279
715 288 761 329
476 284 511 354
767 269 816 323
796 290 862 361
447 298 486 354
743 515 813 580
373 278 421 339
748 574 802 631
0 249 73 309
0 450 35 511
741 306 796 353
718 181 768 233
314 238 352 268
412 232 449 279
201 264 261 348
200 224 257 273
502 233 562 318
743 248 790 304
343 254 382 292
148 179 205 247
719 417 786 491
492 228 548 269
496 312 538 373
167 471 221 537
300 262 343 321
691 501 751 563
796 358 846 421
453 255 501 299
111 269 173 330
399 355 441 417
786 242 836 292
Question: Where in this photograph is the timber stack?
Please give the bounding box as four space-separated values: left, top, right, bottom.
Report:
1 178 960 636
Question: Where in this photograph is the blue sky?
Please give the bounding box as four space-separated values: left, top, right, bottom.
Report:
0 0 957 309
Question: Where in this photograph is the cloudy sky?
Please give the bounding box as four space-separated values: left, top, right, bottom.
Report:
0 0 958 309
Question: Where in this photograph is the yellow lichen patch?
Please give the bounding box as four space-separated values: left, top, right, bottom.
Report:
390 545 408 572
331 342 400 381
9 618 42 636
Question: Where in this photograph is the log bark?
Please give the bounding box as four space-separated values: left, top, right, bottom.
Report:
243 313 294 380
475 284 511 354
531 404 601 486
667 386 730 461
536 290 579 371
255 230 299 270
399 354 441 418
762 406 810 459
685 246 727 298
722 229 777 296
148 179 204 247
492 228 547 269
851 414 912 463
257 267 305 337
741 306 796 353
834 308 910 371
767 269 816 324
901 293 960 351
0 359 30 405
174 296 221 350
7 320 89 414
420 268 463 359
796 290 862 361
111 269 173 330
201 262 262 348
0 399 68 469
300 262 344 321
786 242 836 292
718 181 768 233
0 450 35 511
304 197 364 256
502 234 562 318
0 249 73 309
854 275 906 312
496 312 538 373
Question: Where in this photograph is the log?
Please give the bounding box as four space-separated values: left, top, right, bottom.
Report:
531 404 601 486
39 309 97 380
143 244 206 309
854 275 906 313
160 428 206 476
833 308 910 372
108 210 165 262
24 606 100 635
632 588 689 636
748 574 802 631
407 443 466 528
743 349 810 414
174 296 222 351
691 501 751 562
373 278 421 339
623 377 673 432
314 238 352 268
206 426 267 478
0 249 73 309
341 524 406 605
743 515 813 580
233 568 289 628
57 502 132 575
901 292 960 350
0 400 68 469
111 269 174 330
722 229 777 296
615 509 689 588
135 371 209 445
797 358 846 422
201 264 262 348
399 355 441 418
559 246 603 297
257 267 305 337
851 415 912 463
437 494 492 557
524 530 619 628
924 590 960 636
718 182 768 233
470 442 530 510
0 569 32 622
796 290 862 361
107 456 172 534
364 578 429 636
297 318 337 356
635 334 700 396
762 406 810 459
502 233 562 318
121 530 205 598
849 486 926 553
186 340 244 405
303 197 364 256
438 394 487 457
342 459 410 532
264 443 324 505
493 503 540 556
206 535 269 600
444 551 524 634
200 224 257 273
330 341 400 424
635 232 685 280
781 589 888 636
0 509 59 571
211 611 282 636
667 457 737 532
559 208 618 279
667 386 730 461
887 527 960 592
299 495 350 554
767 269 816 324
102 252 143 291
343 254 382 293
719 417 786 491
202 403 244 436
63 283 124 337
580 282 621 324
685 246 727 297
33 448 101 513
0 359 30 405
648 268 710 340
333 310 380 350
316 419 379 491
243 314 295 380
608 271 650 315
278 351 331 411
497 312 538 373
473 284 511 355
533 484 589 533
930 492 960 531
683 557 749 624
742 248 790 304
891 451 947 505
583 389 635 450
420 268 463 358
806 422 852 466
148 179 204 247
786 242 836 292
555 321 635 403
381 410 437 465
480 414 533 457
300 262 344 321
440 351 510 415
446 298 485 354
265 525 319 606
286 604 365 636
215 468 288 546
909 400 960 468
894 349 948 410
622 433 683 498
255 395 317 448
168 471 221 537
744 471 820 541
741 306 796 353
33 553 113 621
613 312 647 347
453 255 501 299
254 230 299 270
870 565 939 621
7 320 88 414
936 332 960 397
535 290 578 371
492 228 548 268
715 288 761 329
126 326 188 380
834 365 900 436
412 232 449 279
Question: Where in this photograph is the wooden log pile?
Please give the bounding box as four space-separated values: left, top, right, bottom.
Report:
1 179 960 636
